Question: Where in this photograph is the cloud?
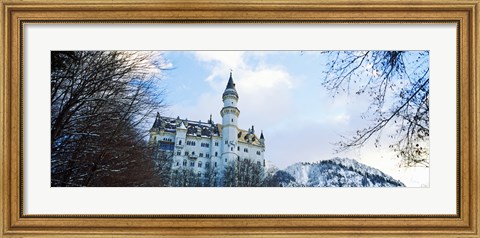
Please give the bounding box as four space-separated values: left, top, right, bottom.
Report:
193 51 246 83
238 67 293 91
328 113 351 124
190 51 296 131
194 51 246 69
166 92 223 123
235 67 294 130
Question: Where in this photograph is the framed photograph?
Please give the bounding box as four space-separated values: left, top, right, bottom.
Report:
1 0 478 237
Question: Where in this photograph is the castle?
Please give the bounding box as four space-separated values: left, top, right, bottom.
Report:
149 72 266 185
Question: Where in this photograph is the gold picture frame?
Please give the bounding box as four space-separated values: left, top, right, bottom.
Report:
1 0 478 237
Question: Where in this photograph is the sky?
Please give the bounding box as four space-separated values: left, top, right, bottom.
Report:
151 51 429 187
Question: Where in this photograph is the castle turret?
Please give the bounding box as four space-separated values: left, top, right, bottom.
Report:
149 112 162 144
220 72 240 164
150 112 161 131
260 130 265 146
175 120 187 148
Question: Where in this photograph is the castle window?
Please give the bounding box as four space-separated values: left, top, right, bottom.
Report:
225 158 227 162
206 162 210 168
183 160 187 166
176 161 179 166
237 156 240 161
237 146 240 151
257 161 261 166
215 142 219 146
178 140 182 145
206 153 210 158
199 153 203 157
214 162 217 167
231 119 234 122
159 141 174 151
225 140 228 145
230 147 233 151
192 151 195 156
198 161 202 168
263 160 266 167
256 151 261 155
190 161 194 167
185 151 189 156
244 148 248 153
198 172 201 177
215 152 218 157
176 151 181 156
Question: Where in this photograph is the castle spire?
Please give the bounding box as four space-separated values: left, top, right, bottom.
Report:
226 71 235 89
151 112 161 129
223 72 238 99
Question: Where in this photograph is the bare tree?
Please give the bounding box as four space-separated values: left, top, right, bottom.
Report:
51 51 169 186
223 159 264 187
170 168 201 187
203 163 220 187
322 51 429 167
151 148 174 186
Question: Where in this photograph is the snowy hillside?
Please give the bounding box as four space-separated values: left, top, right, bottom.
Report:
284 158 405 187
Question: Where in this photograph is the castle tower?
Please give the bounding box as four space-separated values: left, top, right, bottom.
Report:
220 72 240 164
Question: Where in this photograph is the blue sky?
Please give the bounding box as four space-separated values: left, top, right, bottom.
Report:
152 51 429 187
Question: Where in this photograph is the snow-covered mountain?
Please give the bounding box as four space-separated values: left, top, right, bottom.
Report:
282 158 405 187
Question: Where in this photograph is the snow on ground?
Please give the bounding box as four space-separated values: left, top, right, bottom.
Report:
284 157 405 187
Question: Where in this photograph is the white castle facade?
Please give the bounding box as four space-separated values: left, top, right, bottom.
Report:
149 73 266 184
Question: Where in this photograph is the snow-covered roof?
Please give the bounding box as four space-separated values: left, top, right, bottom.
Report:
151 114 221 137
151 114 263 146
237 128 263 147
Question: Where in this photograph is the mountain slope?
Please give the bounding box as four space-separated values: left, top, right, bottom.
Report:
284 158 405 187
